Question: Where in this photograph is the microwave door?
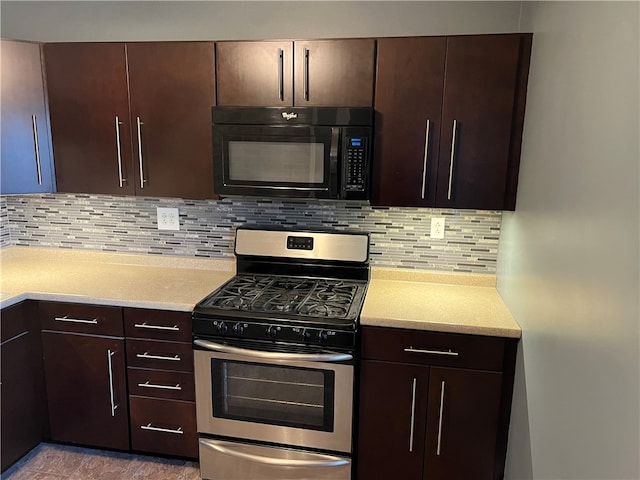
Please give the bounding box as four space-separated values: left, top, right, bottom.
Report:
213 125 338 199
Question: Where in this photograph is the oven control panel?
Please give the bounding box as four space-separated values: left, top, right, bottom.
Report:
193 318 356 349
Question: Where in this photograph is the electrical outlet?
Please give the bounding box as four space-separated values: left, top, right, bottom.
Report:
157 207 180 231
430 217 445 239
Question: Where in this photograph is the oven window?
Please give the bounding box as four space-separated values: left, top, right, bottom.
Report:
228 141 325 184
211 360 335 432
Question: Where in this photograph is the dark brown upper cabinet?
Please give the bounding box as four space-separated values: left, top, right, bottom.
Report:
44 42 216 199
216 39 375 107
372 34 532 210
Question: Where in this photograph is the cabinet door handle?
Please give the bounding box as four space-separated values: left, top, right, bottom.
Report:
136 116 146 189
420 119 431 200
31 115 42 185
141 423 184 435
447 120 457 200
303 48 310 101
436 380 445 456
107 349 119 417
278 48 284 101
404 347 459 357
133 322 179 332
136 352 181 362
55 315 98 325
138 381 182 391
409 377 417 452
114 116 125 187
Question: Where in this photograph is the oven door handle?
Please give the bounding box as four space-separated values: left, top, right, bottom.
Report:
193 339 353 362
200 438 349 467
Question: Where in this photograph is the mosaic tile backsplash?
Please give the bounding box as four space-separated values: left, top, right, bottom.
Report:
1 194 502 273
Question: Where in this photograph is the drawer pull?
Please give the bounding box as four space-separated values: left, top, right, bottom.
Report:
138 381 182 391
134 322 179 332
136 352 181 362
141 423 184 435
404 347 459 357
55 315 98 325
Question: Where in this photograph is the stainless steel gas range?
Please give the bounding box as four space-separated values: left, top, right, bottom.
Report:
192 227 370 480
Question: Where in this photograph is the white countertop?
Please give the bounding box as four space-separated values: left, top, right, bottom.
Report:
0 246 521 338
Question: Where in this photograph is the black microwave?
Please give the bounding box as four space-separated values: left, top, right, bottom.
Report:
212 106 373 200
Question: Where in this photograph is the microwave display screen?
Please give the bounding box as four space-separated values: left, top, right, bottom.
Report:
228 141 325 184
350 138 363 147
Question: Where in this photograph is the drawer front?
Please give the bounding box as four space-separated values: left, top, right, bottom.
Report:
1 302 27 342
40 302 123 336
124 308 191 342
360 326 505 371
129 396 197 459
127 367 195 401
126 339 194 372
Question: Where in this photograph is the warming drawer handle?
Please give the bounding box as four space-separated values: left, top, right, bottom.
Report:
404 347 459 357
200 439 349 467
194 339 352 363
141 423 184 435
134 322 179 332
55 315 98 325
138 381 182 391
136 352 181 362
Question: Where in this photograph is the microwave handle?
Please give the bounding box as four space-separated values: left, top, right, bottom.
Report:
329 127 340 197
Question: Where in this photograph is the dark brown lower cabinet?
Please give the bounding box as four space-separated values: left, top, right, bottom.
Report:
41 331 129 451
356 327 517 480
1 302 45 472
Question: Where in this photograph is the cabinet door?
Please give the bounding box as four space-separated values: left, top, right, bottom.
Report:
436 34 526 210
357 360 429 480
293 39 375 107
423 367 503 480
1 40 55 194
1 302 44 471
127 42 216 199
371 37 446 206
216 41 293 106
44 43 134 195
41 331 129 450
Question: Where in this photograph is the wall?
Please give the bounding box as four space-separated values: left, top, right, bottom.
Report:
2 194 502 274
499 2 640 479
0 1 523 42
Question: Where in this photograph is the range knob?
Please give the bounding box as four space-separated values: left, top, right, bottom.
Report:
300 329 312 341
216 322 228 334
318 330 329 343
233 323 245 336
266 326 279 339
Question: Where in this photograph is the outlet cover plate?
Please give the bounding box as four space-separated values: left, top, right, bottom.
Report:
157 207 180 231
431 217 445 239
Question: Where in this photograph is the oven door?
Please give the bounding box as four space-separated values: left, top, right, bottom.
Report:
194 339 354 454
212 124 340 198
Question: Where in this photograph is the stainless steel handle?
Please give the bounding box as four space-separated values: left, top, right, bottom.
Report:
194 338 352 362
136 352 181 362
200 439 349 467
436 380 445 456
278 48 284 101
31 115 42 185
404 347 459 357
409 377 417 452
55 315 98 325
303 47 310 101
447 120 457 200
420 119 430 199
141 423 183 435
138 381 182 391
107 350 118 417
136 116 145 189
114 116 125 188
134 322 179 332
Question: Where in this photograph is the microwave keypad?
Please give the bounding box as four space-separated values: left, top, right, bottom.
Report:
345 138 366 191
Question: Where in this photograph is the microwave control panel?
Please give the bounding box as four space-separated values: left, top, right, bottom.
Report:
344 136 368 192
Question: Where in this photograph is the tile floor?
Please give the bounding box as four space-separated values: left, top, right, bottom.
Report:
1 443 201 480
